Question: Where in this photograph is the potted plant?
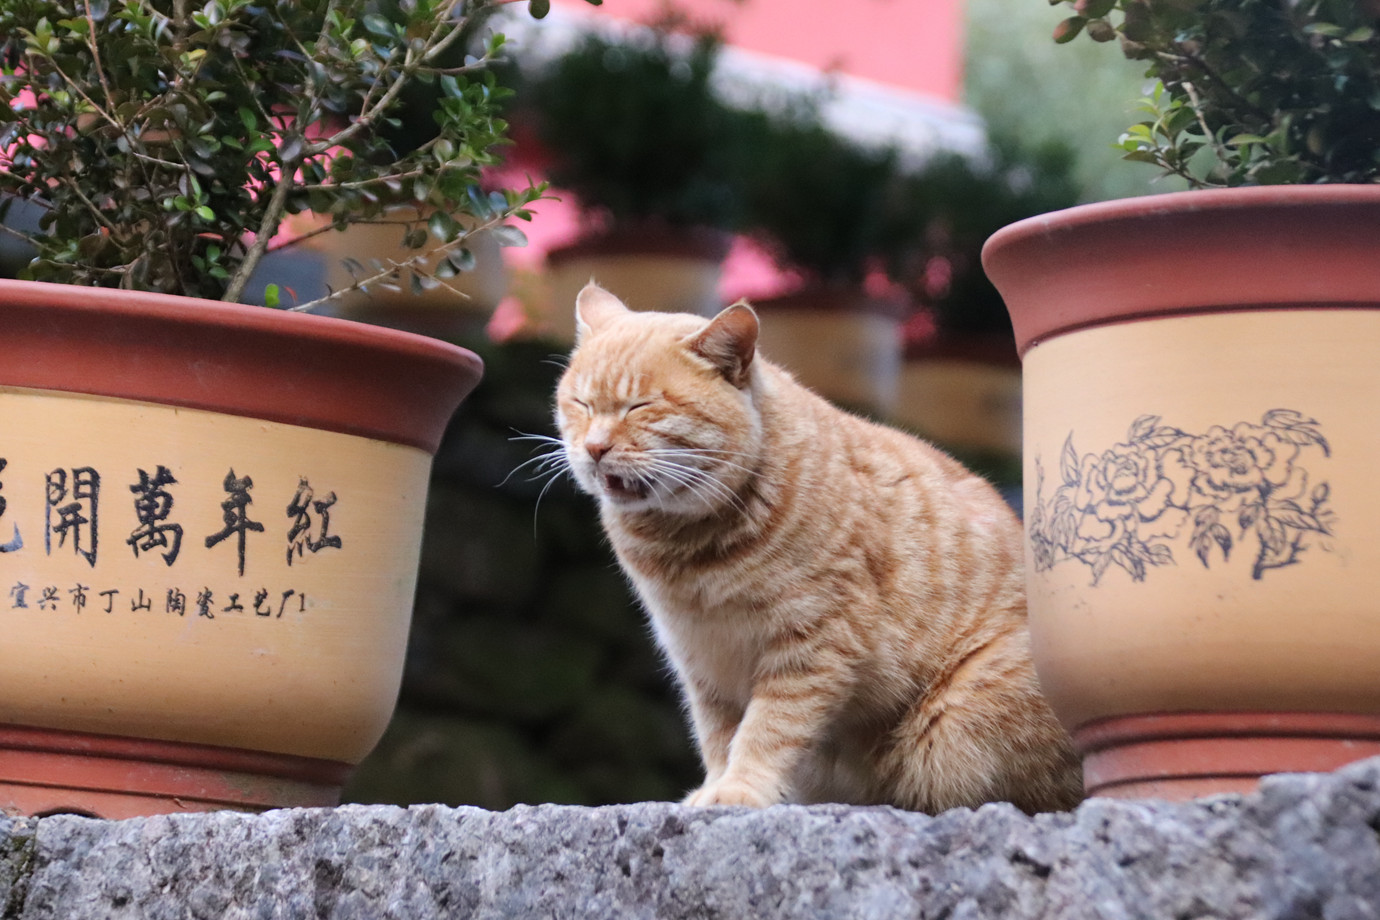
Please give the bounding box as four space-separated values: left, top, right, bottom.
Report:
0 0 592 819
889 135 1081 467
517 22 747 338
981 0 1380 800
740 108 911 417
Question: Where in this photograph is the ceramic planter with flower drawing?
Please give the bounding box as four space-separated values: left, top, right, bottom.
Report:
0 282 480 819
983 185 1380 801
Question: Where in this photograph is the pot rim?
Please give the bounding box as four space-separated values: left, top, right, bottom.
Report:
981 184 1380 357
0 279 482 453
751 284 913 321
546 220 734 264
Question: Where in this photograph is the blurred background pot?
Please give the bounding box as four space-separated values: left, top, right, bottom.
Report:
753 286 908 419
895 334 1021 458
0 281 480 818
543 221 732 342
519 23 747 341
295 207 510 340
983 185 1380 801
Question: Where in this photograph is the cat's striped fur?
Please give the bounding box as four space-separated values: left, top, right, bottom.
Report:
554 283 1081 813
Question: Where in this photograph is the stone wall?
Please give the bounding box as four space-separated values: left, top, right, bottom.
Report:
4 757 1380 918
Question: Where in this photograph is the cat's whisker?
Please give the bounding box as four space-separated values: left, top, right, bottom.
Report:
645 445 755 464
502 431 572 476
498 444 570 487
529 465 572 538
646 469 710 513
504 431 579 536
645 447 757 478
643 457 747 514
508 431 566 448
647 445 751 458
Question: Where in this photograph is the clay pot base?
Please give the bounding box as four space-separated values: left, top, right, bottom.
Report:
0 724 350 820
1076 712 1380 801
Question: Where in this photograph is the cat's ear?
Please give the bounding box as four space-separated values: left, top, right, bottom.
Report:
575 282 630 342
688 301 758 388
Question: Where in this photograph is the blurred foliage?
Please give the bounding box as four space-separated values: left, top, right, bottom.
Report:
965 0 1177 201
741 97 1083 340
0 0 586 303
1051 0 1380 186
519 25 751 231
887 134 1082 340
738 105 903 288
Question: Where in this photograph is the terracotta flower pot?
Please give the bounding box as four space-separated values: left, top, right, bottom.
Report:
982 185 1380 800
0 280 481 818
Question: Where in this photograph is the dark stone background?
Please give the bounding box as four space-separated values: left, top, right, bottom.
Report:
341 336 702 809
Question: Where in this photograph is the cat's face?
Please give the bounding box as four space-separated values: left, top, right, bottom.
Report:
555 285 762 516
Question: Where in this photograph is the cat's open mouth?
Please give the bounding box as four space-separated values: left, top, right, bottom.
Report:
602 472 650 501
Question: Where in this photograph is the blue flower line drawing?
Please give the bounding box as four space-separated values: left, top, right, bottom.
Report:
1029 410 1335 585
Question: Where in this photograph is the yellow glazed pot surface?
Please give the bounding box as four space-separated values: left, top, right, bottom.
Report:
0 386 430 763
1021 309 1375 729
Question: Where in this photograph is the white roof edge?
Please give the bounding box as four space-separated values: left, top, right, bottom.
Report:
497 6 987 165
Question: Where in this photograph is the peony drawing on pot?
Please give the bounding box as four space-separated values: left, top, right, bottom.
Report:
1031 410 1335 585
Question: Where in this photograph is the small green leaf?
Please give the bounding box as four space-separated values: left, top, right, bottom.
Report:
1079 0 1116 20
1053 16 1086 43
428 210 459 241
279 134 305 163
448 249 476 273
194 205 215 220
363 13 394 37
264 283 280 308
490 225 528 248
1303 22 1345 38
1086 19 1116 42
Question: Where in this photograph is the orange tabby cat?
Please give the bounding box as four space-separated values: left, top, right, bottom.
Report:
553 283 1081 813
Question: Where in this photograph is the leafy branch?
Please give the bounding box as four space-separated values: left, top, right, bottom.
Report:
1050 0 1380 186
0 0 596 305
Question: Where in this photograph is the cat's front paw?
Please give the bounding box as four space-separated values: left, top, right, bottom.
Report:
684 776 777 808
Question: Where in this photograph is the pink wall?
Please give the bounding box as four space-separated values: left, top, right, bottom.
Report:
550 0 963 104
